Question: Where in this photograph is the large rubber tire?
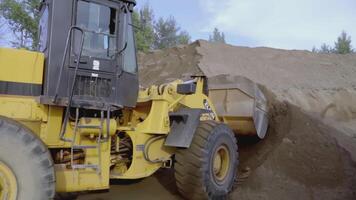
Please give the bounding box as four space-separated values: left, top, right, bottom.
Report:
175 121 238 200
0 117 56 200
55 193 79 200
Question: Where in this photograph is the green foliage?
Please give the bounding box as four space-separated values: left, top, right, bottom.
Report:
0 17 6 45
320 43 333 53
133 3 191 50
313 31 354 54
311 46 317 53
132 3 155 52
177 30 191 45
313 43 333 53
0 1 191 51
153 16 191 49
334 31 353 54
209 28 226 44
0 0 41 49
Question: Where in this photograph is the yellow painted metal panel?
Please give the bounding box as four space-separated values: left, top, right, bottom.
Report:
0 95 45 122
0 48 44 84
110 132 174 179
55 141 112 192
40 106 65 146
0 95 46 137
0 76 239 193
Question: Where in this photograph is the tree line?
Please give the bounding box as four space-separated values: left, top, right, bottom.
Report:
132 3 191 52
0 0 226 52
312 31 354 54
0 0 40 49
2 0 354 54
133 4 226 51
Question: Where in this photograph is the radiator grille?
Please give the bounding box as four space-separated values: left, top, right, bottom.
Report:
74 75 112 98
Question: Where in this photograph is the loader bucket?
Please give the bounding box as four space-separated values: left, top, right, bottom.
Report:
208 75 269 139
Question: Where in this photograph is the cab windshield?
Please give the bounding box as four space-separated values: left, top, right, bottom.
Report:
76 0 117 59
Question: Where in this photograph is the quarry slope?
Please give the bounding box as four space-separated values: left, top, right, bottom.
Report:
81 41 356 199
138 41 356 199
139 40 356 133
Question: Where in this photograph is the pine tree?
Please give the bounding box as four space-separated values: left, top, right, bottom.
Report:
0 0 41 49
1 0 191 51
334 31 353 54
133 3 155 52
0 18 6 46
311 46 317 53
177 30 191 45
209 28 226 43
319 43 333 53
153 16 191 49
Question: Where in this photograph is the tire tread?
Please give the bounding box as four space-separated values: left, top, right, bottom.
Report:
0 117 56 199
175 120 238 200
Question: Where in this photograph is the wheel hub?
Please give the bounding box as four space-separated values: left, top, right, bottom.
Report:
212 145 230 183
0 162 17 200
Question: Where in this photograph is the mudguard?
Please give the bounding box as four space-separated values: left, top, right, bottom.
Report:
165 108 207 148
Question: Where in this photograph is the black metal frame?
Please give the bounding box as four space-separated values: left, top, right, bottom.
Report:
39 0 139 110
57 26 85 141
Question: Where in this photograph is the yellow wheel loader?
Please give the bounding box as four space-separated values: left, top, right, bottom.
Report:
0 0 268 199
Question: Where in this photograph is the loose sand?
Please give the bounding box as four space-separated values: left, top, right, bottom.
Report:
81 41 356 199
80 101 356 200
139 40 356 133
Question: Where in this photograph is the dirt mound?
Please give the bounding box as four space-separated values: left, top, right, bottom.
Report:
139 40 356 132
196 40 356 89
80 98 356 200
80 41 356 200
138 43 202 87
138 41 356 199
234 92 356 199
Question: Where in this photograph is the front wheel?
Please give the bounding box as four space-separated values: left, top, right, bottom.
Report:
0 117 56 200
175 121 238 200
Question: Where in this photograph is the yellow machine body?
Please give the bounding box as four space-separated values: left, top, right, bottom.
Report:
0 48 220 193
0 48 44 85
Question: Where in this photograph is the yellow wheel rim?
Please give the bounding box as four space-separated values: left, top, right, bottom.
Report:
0 162 17 200
212 145 230 183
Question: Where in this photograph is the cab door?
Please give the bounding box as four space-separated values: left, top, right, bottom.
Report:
116 4 139 107
70 0 120 74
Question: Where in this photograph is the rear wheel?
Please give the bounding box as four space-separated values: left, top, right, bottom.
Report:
0 117 56 200
175 121 238 200
55 193 79 200
0 161 18 200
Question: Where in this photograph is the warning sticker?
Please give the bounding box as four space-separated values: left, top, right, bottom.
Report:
93 60 100 71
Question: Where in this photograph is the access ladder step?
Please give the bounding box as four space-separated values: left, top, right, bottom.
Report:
77 125 102 129
72 164 99 170
72 145 98 149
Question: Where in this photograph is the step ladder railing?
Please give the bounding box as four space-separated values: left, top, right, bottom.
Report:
70 108 111 176
56 26 85 142
55 26 112 177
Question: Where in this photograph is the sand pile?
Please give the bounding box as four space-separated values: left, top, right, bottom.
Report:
234 95 356 199
81 101 356 200
139 40 356 133
138 44 203 87
138 41 356 199
80 40 356 200
197 41 356 134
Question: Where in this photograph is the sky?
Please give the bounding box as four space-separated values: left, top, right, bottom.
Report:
136 0 356 50
1 0 355 50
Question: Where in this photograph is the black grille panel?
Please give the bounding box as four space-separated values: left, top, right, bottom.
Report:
74 75 112 98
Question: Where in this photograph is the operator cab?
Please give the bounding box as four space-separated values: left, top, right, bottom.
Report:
38 0 138 110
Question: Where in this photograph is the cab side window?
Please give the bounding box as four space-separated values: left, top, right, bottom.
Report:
39 6 49 52
76 0 118 59
122 13 138 74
